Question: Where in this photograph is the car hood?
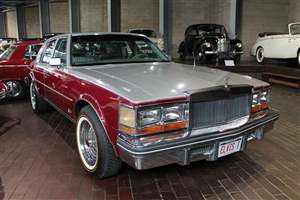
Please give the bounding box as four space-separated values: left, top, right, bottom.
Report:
69 62 268 103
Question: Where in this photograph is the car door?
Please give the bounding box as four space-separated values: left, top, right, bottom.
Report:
34 39 57 97
44 37 73 114
268 35 291 58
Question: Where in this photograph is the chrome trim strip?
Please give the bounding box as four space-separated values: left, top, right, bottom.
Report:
117 114 279 156
35 79 73 102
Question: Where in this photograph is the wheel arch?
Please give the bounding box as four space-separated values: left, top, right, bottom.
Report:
297 48 300 57
256 46 263 55
74 95 119 156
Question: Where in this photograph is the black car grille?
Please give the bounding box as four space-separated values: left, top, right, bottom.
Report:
217 38 230 53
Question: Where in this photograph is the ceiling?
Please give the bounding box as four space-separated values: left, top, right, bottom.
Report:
0 0 38 12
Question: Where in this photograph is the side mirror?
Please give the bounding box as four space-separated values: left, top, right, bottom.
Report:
49 58 62 68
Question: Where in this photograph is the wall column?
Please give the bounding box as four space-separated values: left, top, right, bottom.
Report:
16 6 26 39
0 13 6 37
107 0 120 32
69 0 80 33
228 0 237 38
39 0 50 37
159 0 171 54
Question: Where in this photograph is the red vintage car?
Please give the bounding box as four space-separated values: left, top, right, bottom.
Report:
0 82 6 100
0 40 42 98
30 33 279 178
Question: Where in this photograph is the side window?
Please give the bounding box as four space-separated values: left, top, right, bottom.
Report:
24 44 42 60
40 39 57 64
53 38 67 64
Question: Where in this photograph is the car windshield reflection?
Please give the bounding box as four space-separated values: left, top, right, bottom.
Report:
71 35 169 66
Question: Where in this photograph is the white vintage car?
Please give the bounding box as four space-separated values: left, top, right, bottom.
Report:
251 23 300 65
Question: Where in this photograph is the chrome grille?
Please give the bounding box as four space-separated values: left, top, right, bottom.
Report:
217 38 230 52
191 94 250 131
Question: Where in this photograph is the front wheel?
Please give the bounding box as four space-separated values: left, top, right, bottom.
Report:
256 47 265 64
76 106 121 178
4 80 25 99
234 56 241 65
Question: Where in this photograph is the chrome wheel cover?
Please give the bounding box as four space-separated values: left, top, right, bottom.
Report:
256 48 264 63
76 116 98 171
298 52 300 65
30 83 36 110
6 81 22 97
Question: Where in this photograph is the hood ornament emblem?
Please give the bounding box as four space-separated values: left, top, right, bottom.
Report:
224 77 230 89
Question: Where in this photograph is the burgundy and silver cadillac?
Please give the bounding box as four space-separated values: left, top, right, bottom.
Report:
30 33 279 178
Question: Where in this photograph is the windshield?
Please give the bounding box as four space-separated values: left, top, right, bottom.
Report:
71 35 168 66
129 30 157 38
290 24 300 35
0 45 16 60
197 25 226 35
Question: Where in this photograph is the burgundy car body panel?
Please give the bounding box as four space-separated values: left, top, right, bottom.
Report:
0 40 43 83
32 65 185 155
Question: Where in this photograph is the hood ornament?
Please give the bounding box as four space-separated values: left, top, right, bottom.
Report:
224 77 230 88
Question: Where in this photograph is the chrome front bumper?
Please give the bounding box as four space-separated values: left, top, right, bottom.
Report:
117 110 279 170
204 50 243 56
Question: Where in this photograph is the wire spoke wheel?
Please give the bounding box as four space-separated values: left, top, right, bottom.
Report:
77 116 98 171
6 81 22 98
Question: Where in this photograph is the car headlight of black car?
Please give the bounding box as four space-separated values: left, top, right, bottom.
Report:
236 43 242 48
203 42 211 48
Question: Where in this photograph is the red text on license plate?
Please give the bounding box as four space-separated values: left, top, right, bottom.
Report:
218 137 243 158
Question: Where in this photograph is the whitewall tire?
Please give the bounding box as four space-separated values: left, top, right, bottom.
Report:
256 47 265 64
76 106 121 178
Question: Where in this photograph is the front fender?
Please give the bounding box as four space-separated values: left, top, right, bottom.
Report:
75 94 119 155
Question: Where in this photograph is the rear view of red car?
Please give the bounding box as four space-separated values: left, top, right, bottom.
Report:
0 40 42 99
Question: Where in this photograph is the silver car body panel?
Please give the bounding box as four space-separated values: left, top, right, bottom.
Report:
66 62 268 103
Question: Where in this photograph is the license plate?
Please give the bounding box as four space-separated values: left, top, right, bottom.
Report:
224 60 235 66
218 137 243 158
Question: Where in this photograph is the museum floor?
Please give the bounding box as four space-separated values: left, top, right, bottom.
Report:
0 84 300 200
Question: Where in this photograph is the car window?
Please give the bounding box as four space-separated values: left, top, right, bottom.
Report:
0 45 16 60
24 44 42 59
40 39 57 64
71 35 169 66
53 38 67 64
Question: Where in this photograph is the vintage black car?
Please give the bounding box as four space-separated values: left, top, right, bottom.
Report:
178 24 243 64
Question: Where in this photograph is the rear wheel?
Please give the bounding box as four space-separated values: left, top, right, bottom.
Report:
30 82 49 113
234 56 241 65
76 106 121 178
256 47 265 64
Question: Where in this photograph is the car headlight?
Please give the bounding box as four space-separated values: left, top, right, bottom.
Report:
204 42 211 48
139 109 161 127
251 88 270 113
236 43 242 48
119 103 189 136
